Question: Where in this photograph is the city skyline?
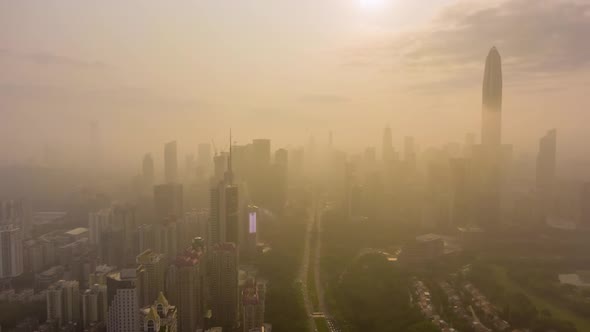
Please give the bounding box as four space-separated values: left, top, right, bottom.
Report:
2 2 590 332
2 0 590 171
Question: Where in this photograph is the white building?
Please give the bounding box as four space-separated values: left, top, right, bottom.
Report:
106 269 141 332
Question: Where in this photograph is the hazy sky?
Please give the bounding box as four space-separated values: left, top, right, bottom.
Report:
1 0 590 171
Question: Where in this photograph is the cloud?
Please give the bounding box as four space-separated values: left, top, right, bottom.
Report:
297 93 350 104
352 0 590 90
0 48 111 69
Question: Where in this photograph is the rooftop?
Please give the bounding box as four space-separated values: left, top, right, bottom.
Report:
416 233 443 242
174 246 204 267
65 227 88 236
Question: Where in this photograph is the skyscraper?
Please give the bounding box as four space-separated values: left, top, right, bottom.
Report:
481 46 503 146
166 245 206 332
82 283 107 328
165 141 179 184
106 269 143 332
46 280 81 327
210 136 239 246
536 129 557 193
143 154 155 189
88 208 113 246
382 125 394 162
244 206 259 258
0 199 31 238
197 143 212 177
154 184 184 223
273 149 288 212
472 47 504 228
209 179 239 245
210 242 239 330
241 279 266 332
136 249 167 307
0 224 23 278
252 139 271 168
213 153 229 183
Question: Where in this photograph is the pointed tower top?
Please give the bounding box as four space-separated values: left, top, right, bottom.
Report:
156 291 169 307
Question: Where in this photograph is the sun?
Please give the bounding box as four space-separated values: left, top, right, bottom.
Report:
358 0 386 10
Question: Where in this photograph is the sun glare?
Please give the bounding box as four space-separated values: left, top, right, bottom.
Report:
358 0 385 10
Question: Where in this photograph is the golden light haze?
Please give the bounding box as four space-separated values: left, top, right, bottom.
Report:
1 0 589 175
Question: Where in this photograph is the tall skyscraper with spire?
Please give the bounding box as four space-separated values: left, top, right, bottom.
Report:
209 131 239 246
481 47 503 146
472 47 505 228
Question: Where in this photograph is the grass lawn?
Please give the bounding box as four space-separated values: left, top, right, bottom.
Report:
314 317 331 332
491 265 590 332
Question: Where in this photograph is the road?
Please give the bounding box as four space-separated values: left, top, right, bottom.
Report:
298 206 317 332
311 203 340 332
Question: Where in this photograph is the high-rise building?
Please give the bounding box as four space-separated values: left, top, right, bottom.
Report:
140 292 178 332
404 136 417 171
252 139 271 168
154 184 184 223
243 206 259 258
274 149 288 168
197 143 212 179
154 221 179 258
143 154 155 189
241 279 266 332
106 268 143 332
250 139 271 205
471 47 504 228
0 199 31 237
82 283 107 328
136 249 167 307
186 154 196 181
382 126 394 163
89 206 136 267
536 129 557 193
210 183 239 246
165 141 179 184
0 224 23 278
210 143 239 246
137 224 155 254
481 46 503 146
114 204 138 264
273 149 289 212
88 208 113 246
213 153 229 183
210 242 239 330
166 245 206 332
46 280 80 327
